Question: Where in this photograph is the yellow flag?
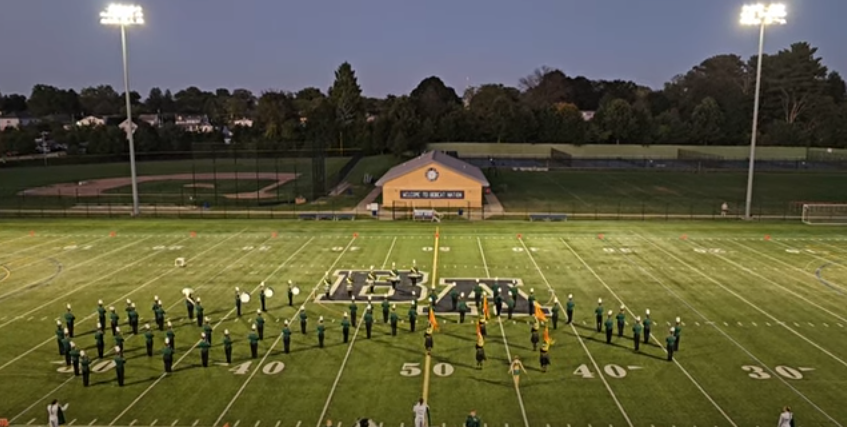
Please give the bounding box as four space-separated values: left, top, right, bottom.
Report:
534 302 547 322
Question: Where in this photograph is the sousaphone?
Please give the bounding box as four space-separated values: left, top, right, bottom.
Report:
240 292 251 303
264 287 275 298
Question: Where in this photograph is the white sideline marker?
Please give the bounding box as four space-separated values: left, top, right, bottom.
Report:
69 420 77 426
151 420 158 427
129 420 137 427
26 419 36 425
274 422 280 427
232 421 239 427
171 420 179 427
254 421 261 427
752 322 757 327
88 421 97 426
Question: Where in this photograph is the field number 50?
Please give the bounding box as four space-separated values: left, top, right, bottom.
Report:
400 362 454 377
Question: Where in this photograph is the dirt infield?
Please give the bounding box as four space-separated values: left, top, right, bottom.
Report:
19 173 298 200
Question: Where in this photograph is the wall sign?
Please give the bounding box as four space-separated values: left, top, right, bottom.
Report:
401 190 465 199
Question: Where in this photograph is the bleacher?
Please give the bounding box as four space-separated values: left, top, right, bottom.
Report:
413 209 442 222
298 213 356 221
529 213 568 222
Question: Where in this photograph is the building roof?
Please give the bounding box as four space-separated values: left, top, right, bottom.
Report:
375 150 490 187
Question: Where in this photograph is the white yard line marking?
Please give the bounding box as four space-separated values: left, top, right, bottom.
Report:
274 422 280 427
478 237 529 427
518 238 634 427
254 421 260 427
129 420 137 427
88 420 97 426
192 420 199 427
316 237 396 427
232 421 239 427
151 420 158 427
617 236 842 426
296 421 302 427
10 375 75 422
741 240 847 292
171 420 179 427
559 238 737 427
628 247 847 373
217 237 354 427
110 236 314 426
69 419 77 426
26 418 36 425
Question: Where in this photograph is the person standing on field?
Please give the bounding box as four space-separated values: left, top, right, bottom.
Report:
509 356 527 387
721 202 729 217
643 309 652 343
616 306 626 337
114 346 126 386
566 294 575 324
465 410 481 427
777 406 793 427
674 317 682 351
47 399 68 427
632 316 643 351
223 329 233 364
341 313 351 343
666 328 676 361
412 398 430 427
551 298 560 329
595 299 604 332
80 350 91 387
604 311 614 344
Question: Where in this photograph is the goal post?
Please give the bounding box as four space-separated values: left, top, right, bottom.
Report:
801 204 847 225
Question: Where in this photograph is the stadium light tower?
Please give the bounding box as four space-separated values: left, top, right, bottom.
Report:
740 3 787 220
101 4 144 217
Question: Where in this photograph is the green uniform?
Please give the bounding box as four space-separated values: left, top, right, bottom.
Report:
55 326 65 355
255 316 265 339
673 324 681 351
473 284 483 307
527 294 536 316
341 318 351 343
450 289 459 311
465 414 482 427
364 311 374 339
97 305 106 328
198 339 211 367
494 293 503 316
299 311 308 334
566 299 575 324
317 324 326 347
114 354 125 386
616 312 626 337
248 332 259 358
64 311 76 337
458 301 468 323
69 347 81 376
195 304 204 327
203 323 213 344
381 300 390 323
408 307 417 332
80 355 91 386
162 346 174 372
114 333 125 352
166 329 175 349
389 311 399 336
110 311 120 335
551 305 560 329
282 326 292 353
632 323 643 351
643 317 653 343
604 318 613 343
127 310 139 334
223 334 233 363
349 303 358 327
666 335 676 361
61 336 71 365
145 330 154 356
94 330 105 358
506 297 515 319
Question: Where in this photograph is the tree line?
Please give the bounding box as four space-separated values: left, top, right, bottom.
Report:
1 41 845 157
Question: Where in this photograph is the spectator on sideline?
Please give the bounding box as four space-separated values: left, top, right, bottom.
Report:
721 202 729 217
777 406 793 427
47 400 68 427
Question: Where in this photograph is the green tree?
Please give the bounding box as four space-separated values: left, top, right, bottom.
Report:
758 42 828 124
28 85 80 117
689 97 724 145
328 62 365 152
0 93 28 113
293 87 325 117
174 86 213 115
596 98 637 143
536 102 585 144
409 76 461 123
652 109 688 144
256 91 298 144
225 89 256 120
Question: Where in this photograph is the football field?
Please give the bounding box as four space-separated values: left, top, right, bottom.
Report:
0 220 846 427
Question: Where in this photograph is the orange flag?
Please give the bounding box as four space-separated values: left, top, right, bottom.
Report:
543 323 551 344
534 302 547 322
428 307 439 331
482 295 490 320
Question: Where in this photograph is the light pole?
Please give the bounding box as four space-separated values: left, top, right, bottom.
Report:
101 4 144 216
740 3 786 220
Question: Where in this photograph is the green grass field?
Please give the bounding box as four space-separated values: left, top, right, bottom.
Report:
0 220 846 426
489 170 847 217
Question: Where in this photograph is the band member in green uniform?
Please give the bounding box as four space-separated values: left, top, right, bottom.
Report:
323 273 332 300
494 289 503 317
408 305 418 332
96 300 106 332
475 334 486 369
166 321 175 350
666 327 676 361
341 313 351 343
551 298 560 329
249 325 259 359
530 318 540 351
509 280 519 302
674 317 682 351
566 294 575 324
114 346 126 386
94 324 105 359
478 316 487 338
458 294 469 324
114 326 125 353
235 287 243 317
55 321 65 355
64 304 76 338
473 279 483 308
185 292 195 320
69 342 80 376
411 292 418 311
604 311 614 343
595 299 604 332
299 306 308 334
527 289 536 316
288 280 295 306
364 305 374 339
203 317 213 344
195 297 205 327
632 316 643 351
390 305 399 336
345 274 354 298
643 309 652 343
259 283 267 312
80 350 91 387
128 303 139 335
144 324 154 357
162 338 173 373
428 286 437 307
349 297 358 327
539 341 550 373
317 317 326 348
506 295 515 320
109 306 119 335
424 324 434 355
616 306 626 337
255 310 265 340
223 329 233 364
199 333 211 367
61 329 71 366
155 304 166 331
282 321 292 354
381 296 391 323
152 296 161 324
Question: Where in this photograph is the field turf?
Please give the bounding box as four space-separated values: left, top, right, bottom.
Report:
0 220 846 427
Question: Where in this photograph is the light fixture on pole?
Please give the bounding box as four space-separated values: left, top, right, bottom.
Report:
740 3 787 220
101 3 144 216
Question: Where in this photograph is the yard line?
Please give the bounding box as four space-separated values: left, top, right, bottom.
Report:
109 237 313 426
558 238 737 427
151 420 158 426
89 420 98 426
69 419 77 426
0 235 69 261
254 421 260 427
213 236 354 427
315 235 398 427
9 376 75 422
0 233 239 373
274 422 280 427
642 237 847 369
517 238 634 427
0 236 154 316
129 420 138 427
171 420 179 427
729 240 847 294
477 237 529 427
613 237 843 426
421 228 440 404
26 418 36 425
192 420 199 427
1 236 107 278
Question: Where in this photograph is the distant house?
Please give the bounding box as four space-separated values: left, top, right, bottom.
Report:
366 114 378 123
138 114 162 128
581 111 596 121
232 117 254 128
175 114 214 133
0 113 38 131
118 118 138 135
76 115 107 127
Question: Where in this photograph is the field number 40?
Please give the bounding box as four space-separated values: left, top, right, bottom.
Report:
400 362 454 377
742 365 810 380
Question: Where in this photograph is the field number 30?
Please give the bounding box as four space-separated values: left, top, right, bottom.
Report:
400 362 454 377
742 365 807 380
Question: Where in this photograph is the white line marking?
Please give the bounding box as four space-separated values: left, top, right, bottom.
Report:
26 419 36 425
519 238 634 427
274 422 280 427
478 237 529 427
129 420 137 427
192 420 199 427
151 420 158 427
171 420 179 427
560 238 737 427
69 419 77 426
254 421 260 427
752 322 757 327
296 422 302 427
89 420 98 426
219 237 352 427
232 422 239 427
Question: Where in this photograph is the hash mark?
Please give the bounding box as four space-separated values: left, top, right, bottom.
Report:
151 420 158 427
295 422 301 427
254 421 261 427
171 420 179 427
793 322 800 327
824 323 829 327
129 420 137 427
26 419 36 425
752 322 757 327
88 420 97 426
192 421 199 427
69 420 77 426
275 422 280 427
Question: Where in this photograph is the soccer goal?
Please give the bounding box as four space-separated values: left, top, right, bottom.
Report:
801 204 847 225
